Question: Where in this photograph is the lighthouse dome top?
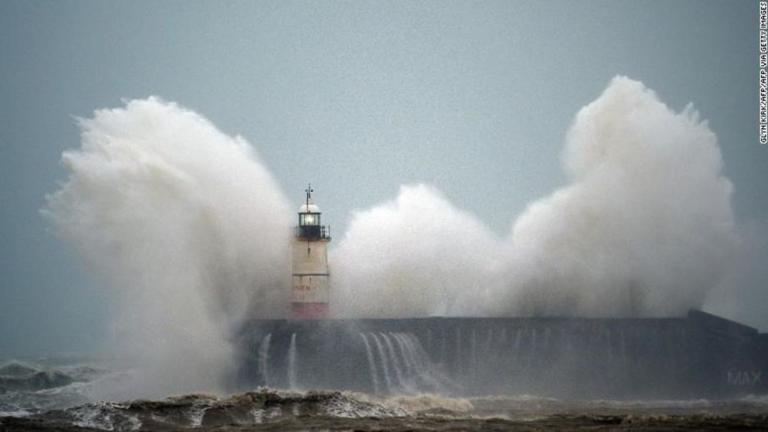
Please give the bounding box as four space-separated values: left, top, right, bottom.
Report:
299 202 320 213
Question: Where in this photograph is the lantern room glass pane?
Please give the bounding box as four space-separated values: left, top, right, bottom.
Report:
300 213 320 226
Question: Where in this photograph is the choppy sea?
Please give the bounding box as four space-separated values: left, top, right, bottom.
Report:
1 358 767 431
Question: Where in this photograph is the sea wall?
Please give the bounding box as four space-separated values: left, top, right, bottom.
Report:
236 311 768 398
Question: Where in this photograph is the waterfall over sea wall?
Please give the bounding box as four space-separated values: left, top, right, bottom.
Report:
237 311 768 398
287 333 298 389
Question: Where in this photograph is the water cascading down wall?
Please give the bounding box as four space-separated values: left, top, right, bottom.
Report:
236 311 768 399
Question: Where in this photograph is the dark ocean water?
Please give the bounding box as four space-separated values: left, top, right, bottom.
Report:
1 360 767 431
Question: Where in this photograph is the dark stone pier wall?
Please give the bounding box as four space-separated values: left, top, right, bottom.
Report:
236 310 768 398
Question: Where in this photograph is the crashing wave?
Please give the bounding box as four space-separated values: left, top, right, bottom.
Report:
0 361 74 393
0 367 125 417
2 388 768 431
0 389 410 431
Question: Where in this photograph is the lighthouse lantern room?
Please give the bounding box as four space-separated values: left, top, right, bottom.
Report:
291 184 331 319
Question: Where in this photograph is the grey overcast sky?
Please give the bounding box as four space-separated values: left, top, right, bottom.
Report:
1 1 766 356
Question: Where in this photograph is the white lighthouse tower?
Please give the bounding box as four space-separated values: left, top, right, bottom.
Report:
291 184 331 319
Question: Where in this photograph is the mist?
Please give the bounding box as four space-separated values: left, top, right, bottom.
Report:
46 77 740 397
333 77 738 318
331 184 501 317
44 98 291 398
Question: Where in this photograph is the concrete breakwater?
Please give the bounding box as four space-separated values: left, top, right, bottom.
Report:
236 310 768 398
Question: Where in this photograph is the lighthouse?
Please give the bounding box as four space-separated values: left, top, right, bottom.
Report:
291 184 331 319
